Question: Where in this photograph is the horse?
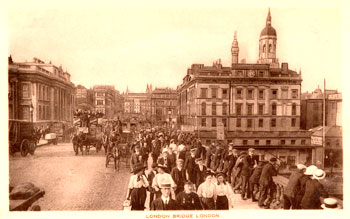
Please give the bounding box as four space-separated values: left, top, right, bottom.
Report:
105 140 120 171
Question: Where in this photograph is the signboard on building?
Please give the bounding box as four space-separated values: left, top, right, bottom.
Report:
217 122 225 140
311 136 323 145
181 125 194 132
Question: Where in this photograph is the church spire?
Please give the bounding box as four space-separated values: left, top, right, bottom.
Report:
266 8 271 26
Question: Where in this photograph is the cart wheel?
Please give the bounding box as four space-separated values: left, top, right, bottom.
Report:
29 142 36 155
20 139 30 157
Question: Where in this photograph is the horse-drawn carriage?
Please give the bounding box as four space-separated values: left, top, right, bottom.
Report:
72 125 103 155
9 119 37 157
105 130 133 171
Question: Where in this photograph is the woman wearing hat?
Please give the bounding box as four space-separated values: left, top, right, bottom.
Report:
215 172 234 210
126 162 148 210
197 171 217 210
300 168 328 209
152 164 176 198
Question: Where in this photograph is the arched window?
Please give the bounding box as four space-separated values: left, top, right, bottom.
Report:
269 44 272 52
263 44 266 53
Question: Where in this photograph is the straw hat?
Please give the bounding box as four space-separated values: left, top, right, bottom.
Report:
296 164 307 170
313 169 326 180
304 165 318 175
321 198 341 209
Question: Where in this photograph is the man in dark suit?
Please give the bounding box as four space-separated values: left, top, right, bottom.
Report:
283 164 306 209
157 148 171 173
176 181 202 210
258 157 278 208
171 159 186 195
184 148 197 184
249 160 266 202
147 163 158 209
195 158 207 189
130 145 143 171
151 139 161 164
150 182 178 210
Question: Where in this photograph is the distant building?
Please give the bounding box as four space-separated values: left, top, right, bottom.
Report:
123 85 152 121
92 85 116 119
300 89 342 130
151 87 178 126
75 84 94 111
8 56 75 127
177 9 314 167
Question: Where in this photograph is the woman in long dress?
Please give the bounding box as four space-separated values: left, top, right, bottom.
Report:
215 172 234 210
126 162 148 210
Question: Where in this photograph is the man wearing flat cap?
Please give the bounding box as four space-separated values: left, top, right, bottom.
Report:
150 182 178 210
176 181 202 210
258 157 278 208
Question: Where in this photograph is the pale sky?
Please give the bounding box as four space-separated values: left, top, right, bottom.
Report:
8 7 343 93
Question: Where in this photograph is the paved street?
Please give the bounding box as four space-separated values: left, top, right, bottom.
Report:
9 143 130 210
9 142 261 211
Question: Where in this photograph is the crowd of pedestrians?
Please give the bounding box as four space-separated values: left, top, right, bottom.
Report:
125 127 338 210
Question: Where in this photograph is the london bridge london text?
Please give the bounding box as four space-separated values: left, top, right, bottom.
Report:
145 214 220 219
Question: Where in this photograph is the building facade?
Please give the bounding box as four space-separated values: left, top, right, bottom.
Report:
92 85 116 119
8 57 75 128
75 84 94 111
177 9 315 167
123 85 152 121
151 87 178 126
301 89 342 130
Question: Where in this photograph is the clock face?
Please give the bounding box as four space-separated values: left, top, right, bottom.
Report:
248 70 255 77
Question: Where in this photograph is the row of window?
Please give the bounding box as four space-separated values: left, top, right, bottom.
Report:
199 88 299 99
200 117 298 128
201 102 297 116
240 139 305 146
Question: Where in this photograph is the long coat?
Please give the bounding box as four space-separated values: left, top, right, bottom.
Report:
300 179 328 209
284 170 304 198
184 155 197 183
171 167 187 193
259 163 277 186
150 197 178 210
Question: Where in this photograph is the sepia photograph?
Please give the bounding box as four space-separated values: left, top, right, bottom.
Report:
2 0 348 216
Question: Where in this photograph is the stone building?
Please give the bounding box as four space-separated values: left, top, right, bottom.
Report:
75 84 94 111
123 85 152 121
300 89 342 130
8 56 75 128
177 9 314 167
92 85 116 119
151 87 178 126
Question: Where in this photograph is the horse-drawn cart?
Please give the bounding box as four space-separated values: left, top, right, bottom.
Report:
72 125 103 155
9 119 37 157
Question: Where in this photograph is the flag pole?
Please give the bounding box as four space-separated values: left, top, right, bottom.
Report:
322 78 326 169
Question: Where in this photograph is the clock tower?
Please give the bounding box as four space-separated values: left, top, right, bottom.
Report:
231 31 239 65
257 9 279 68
